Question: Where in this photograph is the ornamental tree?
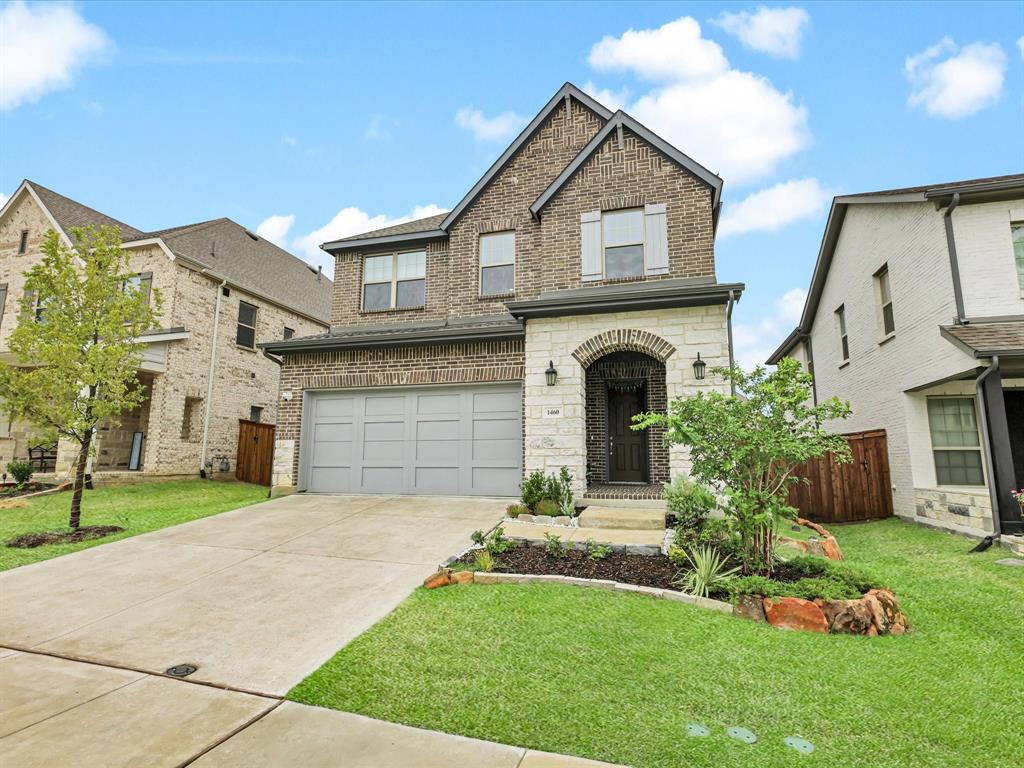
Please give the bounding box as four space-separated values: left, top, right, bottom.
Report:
0 227 160 529
634 358 851 575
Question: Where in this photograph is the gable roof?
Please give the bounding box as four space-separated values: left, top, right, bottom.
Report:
766 173 1024 364
320 212 448 252
529 110 723 220
26 180 147 242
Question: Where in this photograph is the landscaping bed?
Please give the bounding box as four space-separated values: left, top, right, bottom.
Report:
0 482 57 499
6 524 125 548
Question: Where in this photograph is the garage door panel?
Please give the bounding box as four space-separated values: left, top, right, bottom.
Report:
363 421 404 441
314 398 354 419
309 466 352 493
364 396 405 416
473 391 520 413
312 422 354 443
362 440 404 462
472 438 519 461
416 440 457 460
472 467 521 494
416 393 461 414
311 440 353 466
473 417 519 440
413 466 460 493
361 466 403 492
416 419 459 441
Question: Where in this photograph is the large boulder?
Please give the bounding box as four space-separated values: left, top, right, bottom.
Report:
762 597 828 633
820 598 874 634
734 593 767 622
863 588 907 635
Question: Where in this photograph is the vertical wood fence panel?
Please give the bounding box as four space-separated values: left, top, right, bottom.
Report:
236 420 275 486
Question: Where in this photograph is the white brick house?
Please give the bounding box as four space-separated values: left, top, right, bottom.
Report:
769 175 1024 537
0 181 331 481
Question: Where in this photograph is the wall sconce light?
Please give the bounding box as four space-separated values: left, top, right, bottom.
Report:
692 353 706 381
545 360 558 386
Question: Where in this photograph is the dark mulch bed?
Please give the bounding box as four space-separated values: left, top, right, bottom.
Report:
0 483 57 499
6 525 124 549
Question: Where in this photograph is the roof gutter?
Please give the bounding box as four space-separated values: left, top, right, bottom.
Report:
941 192 968 325
975 356 1001 536
261 322 525 355
726 289 737 395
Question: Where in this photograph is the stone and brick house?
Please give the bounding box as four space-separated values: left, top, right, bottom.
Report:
263 83 743 500
767 175 1024 537
0 180 331 480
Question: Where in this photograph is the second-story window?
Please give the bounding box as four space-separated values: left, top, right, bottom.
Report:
18 230 29 254
362 251 426 311
875 265 895 336
480 232 515 296
237 301 258 349
836 304 849 363
0 284 7 330
1013 222 1024 292
581 204 668 282
283 326 294 340
122 273 153 305
602 208 645 279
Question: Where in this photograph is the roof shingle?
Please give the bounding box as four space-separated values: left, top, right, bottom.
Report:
941 319 1024 357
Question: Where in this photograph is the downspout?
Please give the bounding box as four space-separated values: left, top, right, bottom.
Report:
726 289 736 395
975 355 1001 536
804 333 818 406
199 277 227 477
262 348 283 498
942 192 968 325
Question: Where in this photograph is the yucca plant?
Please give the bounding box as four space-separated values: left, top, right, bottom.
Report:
473 549 495 572
673 545 739 598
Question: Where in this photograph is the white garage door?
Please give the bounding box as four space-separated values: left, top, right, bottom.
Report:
302 383 522 496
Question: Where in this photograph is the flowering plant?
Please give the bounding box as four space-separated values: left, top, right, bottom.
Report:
1012 488 1024 513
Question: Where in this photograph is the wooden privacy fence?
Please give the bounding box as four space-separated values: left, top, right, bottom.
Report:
236 419 275 486
787 429 894 524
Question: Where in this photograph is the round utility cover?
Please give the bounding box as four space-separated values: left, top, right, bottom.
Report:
165 664 197 677
784 736 815 754
686 724 709 737
726 726 757 744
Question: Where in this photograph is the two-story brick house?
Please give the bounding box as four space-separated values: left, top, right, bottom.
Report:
0 180 331 480
263 83 744 500
767 175 1024 538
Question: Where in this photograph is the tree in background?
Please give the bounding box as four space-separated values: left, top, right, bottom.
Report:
0 227 160 529
634 358 851 575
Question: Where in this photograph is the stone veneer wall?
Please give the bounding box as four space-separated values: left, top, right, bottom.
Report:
273 339 526 489
914 487 994 534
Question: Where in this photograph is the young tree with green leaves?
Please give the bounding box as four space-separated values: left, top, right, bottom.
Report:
634 358 851 575
0 226 160 530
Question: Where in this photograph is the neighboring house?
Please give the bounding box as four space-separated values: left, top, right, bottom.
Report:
768 174 1024 537
262 83 743 500
0 180 331 479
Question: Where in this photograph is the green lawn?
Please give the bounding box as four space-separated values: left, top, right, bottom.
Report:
288 519 1024 768
0 480 267 570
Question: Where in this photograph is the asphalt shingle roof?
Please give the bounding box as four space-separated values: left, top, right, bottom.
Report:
845 173 1024 198
943 320 1024 356
333 212 448 243
29 181 147 242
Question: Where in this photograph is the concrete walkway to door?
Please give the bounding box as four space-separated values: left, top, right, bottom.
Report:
0 494 623 766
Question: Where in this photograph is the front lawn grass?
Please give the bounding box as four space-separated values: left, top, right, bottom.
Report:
288 519 1024 768
0 479 267 570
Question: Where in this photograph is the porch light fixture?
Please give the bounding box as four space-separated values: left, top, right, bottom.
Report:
545 360 558 386
692 353 706 380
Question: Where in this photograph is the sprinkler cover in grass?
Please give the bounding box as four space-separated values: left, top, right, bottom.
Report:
686 724 709 737
784 736 815 754
726 726 757 744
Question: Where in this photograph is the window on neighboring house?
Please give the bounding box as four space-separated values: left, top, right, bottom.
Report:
602 208 645 279
18 230 28 254
875 265 895 336
927 397 984 486
1012 222 1024 291
283 327 294 340
581 204 668 282
181 397 203 442
236 301 258 349
362 251 426 311
249 406 263 423
0 284 7 330
479 232 515 296
122 272 153 305
21 291 44 323
835 305 849 362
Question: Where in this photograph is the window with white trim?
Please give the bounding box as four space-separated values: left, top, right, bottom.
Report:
602 208 645 279
875 264 895 336
122 272 153 305
479 232 515 296
362 251 426 311
581 204 668 282
1012 223 1024 291
927 397 984 486
835 305 849 362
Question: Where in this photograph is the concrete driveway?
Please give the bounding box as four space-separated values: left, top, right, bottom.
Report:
2 493 560 767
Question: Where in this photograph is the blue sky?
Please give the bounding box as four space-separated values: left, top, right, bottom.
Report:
2 1 1022 365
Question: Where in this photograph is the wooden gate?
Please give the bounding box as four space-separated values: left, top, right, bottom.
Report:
787 429 893 524
236 420 275 486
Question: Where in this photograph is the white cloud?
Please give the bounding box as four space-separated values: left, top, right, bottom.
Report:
365 114 399 141
281 135 297 146
712 6 810 59
1018 36 1023 60
291 204 446 272
455 107 528 142
0 191 10 207
0 1 110 111
586 17 809 186
255 213 295 248
588 17 729 81
905 37 1007 119
733 287 807 371
718 178 832 237
581 81 630 112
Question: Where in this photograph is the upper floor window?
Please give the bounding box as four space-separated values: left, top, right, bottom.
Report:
249 405 263 423
875 265 895 336
362 251 425 311
835 304 849 362
122 272 153 305
18 230 28 254
581 204 668 282
283 326 294 340
0 284 7 329
1012 222 1024 291
236 301 258 349
927 397 984 486
479 232 515 296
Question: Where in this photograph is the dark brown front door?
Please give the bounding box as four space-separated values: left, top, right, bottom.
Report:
608 385 646 482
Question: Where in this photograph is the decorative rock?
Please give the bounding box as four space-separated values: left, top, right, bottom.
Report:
534 515 554 525
762 597 828 633
472 571 498 584
423 569 452 589
517 514 535 523
451 570 474 585
863 588 907 635
821 598 873 635
734 594 767 622
553 515 571 526
821 537 844 561
625 544 662 556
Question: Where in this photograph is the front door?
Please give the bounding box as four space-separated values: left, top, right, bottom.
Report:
608 384 646 482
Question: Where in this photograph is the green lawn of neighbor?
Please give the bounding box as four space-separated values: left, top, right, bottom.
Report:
0 479 267 570
288 519 1024 768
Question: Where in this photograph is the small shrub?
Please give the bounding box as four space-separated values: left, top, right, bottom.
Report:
663 475 716 528
505 503 529 518
585 538 611 561
6 460 33 486
471 526 515 554
673 545 739 598
534 498 559 517
728 556 883 601
673 517 740 559
473 549 495 572
667 545 689 567
547 466 575 515
544 532 568 558
520 470 547 508
471 530 486 547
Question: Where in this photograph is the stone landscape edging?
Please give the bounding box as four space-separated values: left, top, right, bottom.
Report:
503 514 579 528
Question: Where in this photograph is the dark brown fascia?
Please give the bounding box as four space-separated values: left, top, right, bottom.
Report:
260 319 525 355
507 280 744 319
